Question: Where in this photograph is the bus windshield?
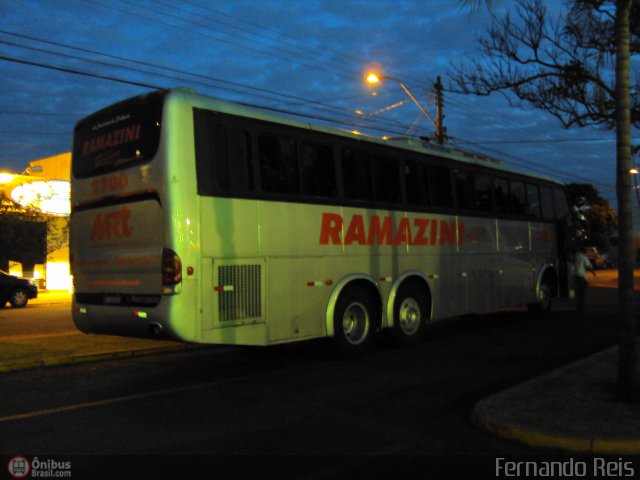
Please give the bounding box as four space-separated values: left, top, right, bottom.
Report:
72 90 165 178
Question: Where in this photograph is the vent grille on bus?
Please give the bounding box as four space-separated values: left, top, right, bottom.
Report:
218 264 262 322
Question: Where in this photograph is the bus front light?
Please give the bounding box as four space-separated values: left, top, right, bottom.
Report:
162 248 182 294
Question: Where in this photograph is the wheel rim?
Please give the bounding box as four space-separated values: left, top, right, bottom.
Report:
12 290 27 306
398 297 421 335
342 301 370 345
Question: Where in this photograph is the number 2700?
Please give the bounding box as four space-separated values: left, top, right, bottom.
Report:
91 173 128 196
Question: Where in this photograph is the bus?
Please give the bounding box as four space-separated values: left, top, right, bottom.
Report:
70 88 578 353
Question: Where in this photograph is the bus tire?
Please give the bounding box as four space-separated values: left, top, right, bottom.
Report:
332 285 377 354
528 276 553 315
392 282 429 346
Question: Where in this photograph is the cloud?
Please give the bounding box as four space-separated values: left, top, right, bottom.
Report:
0 0 633 203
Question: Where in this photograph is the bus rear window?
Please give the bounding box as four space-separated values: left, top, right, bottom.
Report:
72 91 164 178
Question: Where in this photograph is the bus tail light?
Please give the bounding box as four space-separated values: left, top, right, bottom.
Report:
162 248 182 293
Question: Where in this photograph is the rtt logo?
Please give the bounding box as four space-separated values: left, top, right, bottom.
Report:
90 206 134 241
7 456 30 479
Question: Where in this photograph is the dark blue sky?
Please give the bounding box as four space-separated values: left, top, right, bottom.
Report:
0 0 636 204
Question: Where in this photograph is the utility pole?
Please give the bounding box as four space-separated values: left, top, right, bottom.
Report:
434 76 445 145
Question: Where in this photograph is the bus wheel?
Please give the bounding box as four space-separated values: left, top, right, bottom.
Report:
392 283 429 346
333 286 377 354
528 278 552 315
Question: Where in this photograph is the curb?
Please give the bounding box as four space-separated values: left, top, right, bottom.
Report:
0 344 193 374
471 401 640 454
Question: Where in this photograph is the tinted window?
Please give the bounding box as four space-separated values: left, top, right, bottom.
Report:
405 160 429 206
510 181 526 215
74 91 164 178
194 110 253 196
300 142 336 198
553 188 570 219
259 134 299 194
454 170 475 210
430 165 453 208
217 127 253 193
341 148 372 201
540 186 554 220
494 177 510 213
373 155 402 204
526 184 541 218
474 174 493 212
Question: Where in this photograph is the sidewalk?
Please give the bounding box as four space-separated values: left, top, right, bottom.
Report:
1 291 192 373
473 339 640 454
473 287 640 454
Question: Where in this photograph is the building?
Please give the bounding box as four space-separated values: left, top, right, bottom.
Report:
0 153 71 291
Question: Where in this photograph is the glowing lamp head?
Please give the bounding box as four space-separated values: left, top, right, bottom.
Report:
366 72 381 85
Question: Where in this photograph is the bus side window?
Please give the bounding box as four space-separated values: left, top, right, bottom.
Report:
429 165 453 208
220 127 253 193
341 148 372 201
553 188 570 219
540 186 554 220
213 124 230 191
373 154 402 205
526 183 541 218
474 174 493 212
510 181 526 215
258 134 299 195
405 159 429 207
300 142 336 198
494 177 510 213
193 109 217 196
454 169 476 211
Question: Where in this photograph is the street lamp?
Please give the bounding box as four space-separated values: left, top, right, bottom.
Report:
365 72 436 125
364 70 445 144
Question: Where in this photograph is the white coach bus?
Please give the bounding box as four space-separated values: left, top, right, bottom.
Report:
70 88 576 353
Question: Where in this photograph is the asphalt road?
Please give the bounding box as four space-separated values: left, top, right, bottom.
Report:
0 293 625 478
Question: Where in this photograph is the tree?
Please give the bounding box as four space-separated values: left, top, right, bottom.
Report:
0 197 47 273
451 0 639 400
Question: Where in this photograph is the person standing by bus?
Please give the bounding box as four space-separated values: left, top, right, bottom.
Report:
575 247 596 312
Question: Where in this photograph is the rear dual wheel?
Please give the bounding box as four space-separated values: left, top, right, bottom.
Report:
333 286 378 354
392 283 429 346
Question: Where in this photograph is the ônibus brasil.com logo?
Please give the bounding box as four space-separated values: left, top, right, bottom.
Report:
7 456 72 478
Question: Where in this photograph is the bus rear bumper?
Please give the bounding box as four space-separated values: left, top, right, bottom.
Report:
72 300 181 342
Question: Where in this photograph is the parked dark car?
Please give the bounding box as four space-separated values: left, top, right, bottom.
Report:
0 270 38 308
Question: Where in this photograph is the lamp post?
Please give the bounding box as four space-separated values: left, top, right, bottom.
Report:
365 72 445 144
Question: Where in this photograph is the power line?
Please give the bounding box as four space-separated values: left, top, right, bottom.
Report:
0 110 81 117
450 135 616 193
455 137 614 145
85 0 359 83
0 29 425 136
0 54 161 89
443 94 618 176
